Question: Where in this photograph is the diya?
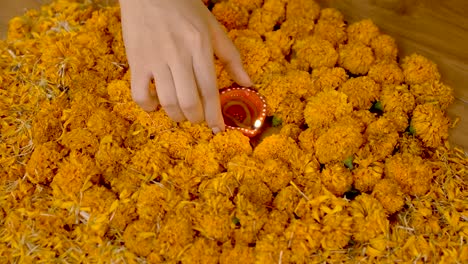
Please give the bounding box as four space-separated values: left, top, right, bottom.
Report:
219 87 267 137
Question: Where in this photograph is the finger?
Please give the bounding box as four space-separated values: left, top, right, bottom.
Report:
208 19 253 87
191 35 225 133
153 65 186 122
130 68 159 112
170 56 205 124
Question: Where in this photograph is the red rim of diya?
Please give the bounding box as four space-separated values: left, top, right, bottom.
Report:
219 87 267 137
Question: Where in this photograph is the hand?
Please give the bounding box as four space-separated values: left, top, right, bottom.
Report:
119 0 252 133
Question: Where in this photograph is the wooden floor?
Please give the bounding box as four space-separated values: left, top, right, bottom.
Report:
2 0 467 151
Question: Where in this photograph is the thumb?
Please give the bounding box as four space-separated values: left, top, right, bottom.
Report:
209 20 253 87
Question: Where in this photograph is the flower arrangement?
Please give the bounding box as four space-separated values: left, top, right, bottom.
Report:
0 0 466 263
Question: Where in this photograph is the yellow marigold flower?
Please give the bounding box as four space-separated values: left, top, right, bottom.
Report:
352 109 378 128
273 185 301 214
253 134 302 165
7 16 30 40
212 1 249 30
239 176 273 206
411 103 450 148
339 76 381 110
86 107 129 141
129 140 170 180
264 29 294 59
298 127 318 154
255 234 292 263
109 199 138 232
347 19 380 46
233 35 271 82
279 123 302 140
372 178 405 214
190 194 234 242
158 130 193 160
122 219 158 257
95 135 130 172
280 17 314 39
409 198 441 235
61 128 99 154
108 168 144 196
138 108 175 135
314 20 347 47
259 209 290 236
385 153 433 196
248 8 281 36
401 53 441 85
186 141 221 175
291 36 338 71
107 79 131 102
51 152 100 201
304 90 353 130
311 66 348 93
380 84 416 114
179 120 214 142
315 122 364 164
285 0 321 21
215 59 234 89
385 109 409 132
350 194 389 242
230 0 264 12
263 0 287 19
410 80 454 110
154 212 195 261
338 42 375 75
165 162 203 198
286 220 323 261
320 162 353 196
32 99 67 144
136 183 174 222
80 184 115 215
359 117 399 161
26 141 64 184
226 154 261 181
353 158 384 193
368 61 405 85
220 244 255 264
295 193 353 249
319 8 345 23
233 195 269 244
259 159 293 193
275 94 305 124
371 34 399 62
211 130 252 165
397 134 423 156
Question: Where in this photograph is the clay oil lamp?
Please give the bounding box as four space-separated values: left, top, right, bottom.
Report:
219 87 267 137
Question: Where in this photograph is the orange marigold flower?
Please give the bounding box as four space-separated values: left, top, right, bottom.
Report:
314 20 347 47
259 209 290 236
410 80 454 110
264 29 294 59
286 220 323 261
359 117 399 161
129 140 170 179
368 61 405 85
212 1 249 30
253 134 302 165
275 94 305 124
319 8 345 23
107 79 131 102
411 103 450 148
248 8 281 36
285 0 321 21
380 84 416 114
186 141 221 175
385 153 433 196
95 135 130 172
338 42 375 75
371 178 405 214
315 122 364 164
320 162 353 196
280 17 314 39
397 134 423 156
339 76 381 110
136 183 174 222
158 130 194 160
25 141 64 184
220 244 256 264
259 159 293 193
311 66 348 93
304 90 353 130
273 185 301 214
353 158 384 193
215 59 234 89
61 128 99 154
291 36 338 71
154 212 195 261
350 194 389 242
233 35 271 82
231 0 264 11
347 19 380 46
211 130 252 166
401 53 441 85
279 123 302 140
370 34 398 62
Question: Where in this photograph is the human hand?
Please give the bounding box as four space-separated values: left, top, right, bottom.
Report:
119 0 252 133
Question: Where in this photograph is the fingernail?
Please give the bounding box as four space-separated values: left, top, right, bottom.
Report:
212 127 222 134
